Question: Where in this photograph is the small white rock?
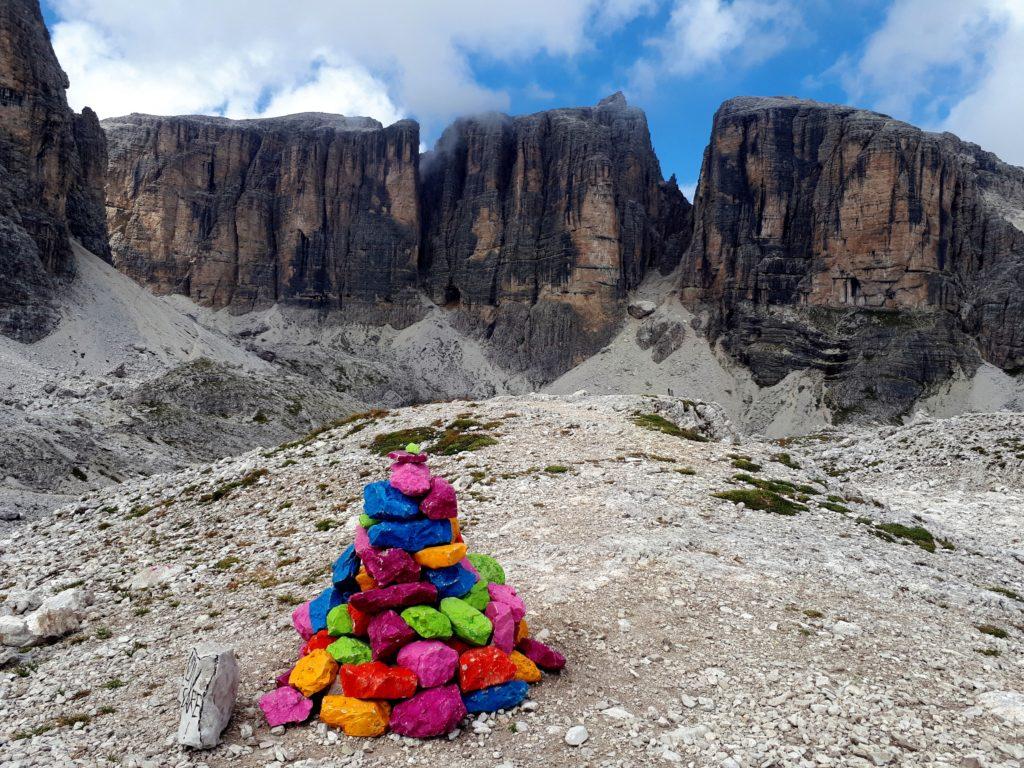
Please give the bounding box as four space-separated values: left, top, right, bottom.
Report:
565 725 589 746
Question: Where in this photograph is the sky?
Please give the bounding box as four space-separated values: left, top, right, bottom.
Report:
41 0 1024 196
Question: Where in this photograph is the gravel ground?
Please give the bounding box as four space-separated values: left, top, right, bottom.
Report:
1 394 1022 768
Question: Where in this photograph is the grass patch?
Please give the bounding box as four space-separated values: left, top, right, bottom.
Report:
771 452 801 469
820 501 854 515
544 465 570 474
213 556 240 571
712 489 807 516
675 467 697 476
731 458 762 472
976 624 1008 639
803 609 824 619
732 473 819 496
976 648 1001 657
872 523 944 553
429 430 498 456
314 519 341 532
199 468 269 504
632 413 708 442
987 586 1022 602
371 427 439 456
102 678 125 690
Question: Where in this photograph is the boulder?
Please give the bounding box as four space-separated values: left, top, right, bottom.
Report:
347 604 370 636
348 582 438 614
400 605 453 639
129 564 184 590
259 686 313 727
320 696 391 737
0 616 33 647
355 567 377 592
439 597 492 646
25 589 89 639
368 518 453 551
339 661 417 699
326 604 354 637
396 640 459 688
420 477 458 520
462 680 529 714
628 300 656 319
459 646 517 693
389 684 467 738
3 589 41 615
177 645 239 749
331 545 359 588
288 649 338 697
291 601 313 640
368 610 417 661
463 580 491 612
300 630 334 656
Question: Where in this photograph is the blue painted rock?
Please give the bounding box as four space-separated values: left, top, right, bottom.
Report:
309 587 347 633
425 564 477 599
368 518 452 551
363 481 420 521
348 582 438 614
462 680 529 713
331 544 359 588
368 610 417 661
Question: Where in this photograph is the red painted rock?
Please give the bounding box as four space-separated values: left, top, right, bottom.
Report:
445 638 473 655
458 646 517 693
390 461 431 497
420 477 458 520
487 583 526 622
368 610 417 661
349 582 438 614
516 638 566 672
292 601 314 640
484 600 515 653
340 661 418 700
348 604 370 636
259 685 313 727
363 547 420 587
301 630 334 656
396 640 459 688
389 684 466 738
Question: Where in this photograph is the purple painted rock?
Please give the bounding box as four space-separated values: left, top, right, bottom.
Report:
388 450 428 464
275 669 293 688
420 477 458 520
363 547 420 587
459 557 479 578
292 601 314 641
368 610 417 662
484 600 515 653
487 584 526 623
354 524 373 559
516 637 566 672
259 685 313 727
349 582 438 615
389 684 467 738
396 640 459 688
390 462 431 497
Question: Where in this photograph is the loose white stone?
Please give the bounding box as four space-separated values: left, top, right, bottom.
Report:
177 644 239 749
565 725 589 746
978 691 1024 725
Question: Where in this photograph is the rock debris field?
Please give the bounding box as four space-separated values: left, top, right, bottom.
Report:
1 393 1022 768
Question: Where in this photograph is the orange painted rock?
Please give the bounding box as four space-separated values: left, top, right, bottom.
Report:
301 629 334 656
320 696 390 737
450 518 462 543
458 646 517 693
355 567 378 592
509 650 542 683
514 620 529 644
340 661 417 700
288 649 338 697
413 543 467 569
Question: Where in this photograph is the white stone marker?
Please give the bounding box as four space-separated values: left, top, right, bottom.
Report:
177 644 239 748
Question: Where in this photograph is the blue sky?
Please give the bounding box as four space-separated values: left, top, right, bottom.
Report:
41 1 1024 192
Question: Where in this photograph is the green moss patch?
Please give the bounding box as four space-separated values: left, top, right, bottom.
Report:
976 624 1008 639
199 468 268 504
371 427 440 456
632 413 709 442
713 489 807 516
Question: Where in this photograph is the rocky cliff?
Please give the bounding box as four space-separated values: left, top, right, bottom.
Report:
103 113 422 321
420 92 690 380
682 97 1024 420
0 0 110 341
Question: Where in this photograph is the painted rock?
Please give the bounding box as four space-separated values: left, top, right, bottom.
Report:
390 461 431 497
425 564 477 599
348 604 370 636
389 684 467 738
439 597 492 646
487 584 526 622
291 601 314 641
484 600 515 653
420 477 458 520
331 544 359 588
326 604 354 637
355 567 377 592
288 649 338 697
362 546 420 587
275 669 293 688
301 630 334 656
259 685 313 727
309 587 348 633
467 553 505 585
368 518 452 551
459 646 517 692
450 518 462 543
462 680 529 714
368 610 417 661
326 636 372 666
516 638 566 672
354 524 374 558
396 640 459 688
387 449 428 464
320 696 390 737
515 619 529 644
363 481 420 521
463 580 491 612
446 638 473 655
358 513 379 528
459 557 480 577
414 542 467 569
509 650 542 683
400 605 453 639
349 582 438 614
340 661 417 699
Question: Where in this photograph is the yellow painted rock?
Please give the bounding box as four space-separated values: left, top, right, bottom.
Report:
510 650 542 683
413 543 468 569
319 695 390 737
515 619 529 644
289 649 338 697
356 567 377 592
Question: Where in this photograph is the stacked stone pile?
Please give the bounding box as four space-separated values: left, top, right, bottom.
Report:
259 444 565 739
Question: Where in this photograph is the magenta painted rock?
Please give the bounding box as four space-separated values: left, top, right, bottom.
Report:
292 601 314 640
420 477 458 520
349 582 438 614
275 668 293 688
390 461 431 497
516 637 566 672
368 610 417 661
389 684 467 738
484 600 515 653
354 524 373 559
363 546 420 587
388 450 428 464
259 685 313 727
459 557 479 577
487 584 526 622
396 640 459 688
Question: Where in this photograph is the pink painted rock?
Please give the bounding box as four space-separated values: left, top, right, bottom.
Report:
484 600 515 653
459 557 479 577
363 547 420 587
368 610 417 661
349 582 438 614
292 601 314 640
389 684 467 738
421 477 458 520
354 524 373 559
487 584 526 622
259 685 313 727
390 462 431 497
396 640 459 688
516 637 566 672
388 450 428 464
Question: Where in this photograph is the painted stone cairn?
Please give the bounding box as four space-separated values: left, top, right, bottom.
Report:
259 444 565 738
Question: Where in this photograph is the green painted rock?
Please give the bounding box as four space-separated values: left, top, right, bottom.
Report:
464 580 491 612
439 597 492 646
401 605 453 639
467 553 505 585
327 604 354 636
359 513 380 528
326 636 372 665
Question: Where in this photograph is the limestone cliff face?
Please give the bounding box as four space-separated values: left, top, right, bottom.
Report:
103 113 422 321
0 0 110 341
420 93 691 380
683 97 1024 419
